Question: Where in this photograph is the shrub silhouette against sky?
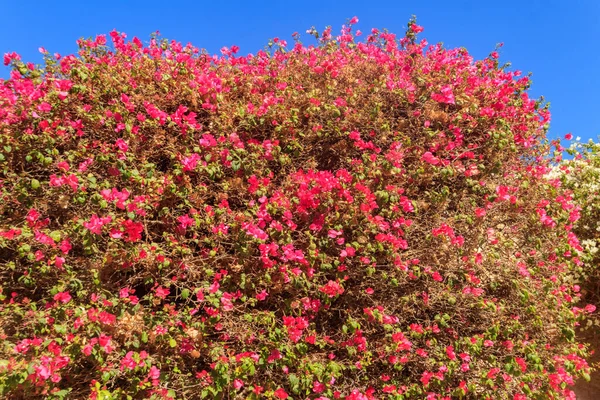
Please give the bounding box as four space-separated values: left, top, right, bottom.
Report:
0 18 594 399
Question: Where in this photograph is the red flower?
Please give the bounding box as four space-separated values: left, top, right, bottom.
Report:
53 292 72 304
411 24 424 33
515 357 527 372
155 286 170 299
3 51 21 66
334 97 347 108
177 214 195 229
34 231 55 247
487 367 501 379
38 102 52 112
54 257 65 270
59 239 72 254
431 85 455 104
256 290 268 301
446 346 456 360
267 349 282 363
115 138 128 152
84 215 111 235
421 151 440 165
123 219 143 242
320 280 344 298
182 153 200 172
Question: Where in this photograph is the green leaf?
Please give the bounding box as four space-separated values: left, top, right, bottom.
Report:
582 372 591 382
49 231 62 242
53 389 71 399
54 324 67 334
288 373 300 394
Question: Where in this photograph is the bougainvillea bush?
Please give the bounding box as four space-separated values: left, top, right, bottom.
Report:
0 18 595 399
554 138 600 322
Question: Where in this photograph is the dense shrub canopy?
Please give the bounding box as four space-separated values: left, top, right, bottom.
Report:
555 139 600 317
0 19 594 399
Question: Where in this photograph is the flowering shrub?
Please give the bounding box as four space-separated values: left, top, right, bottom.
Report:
554 138 600 323
0 18 594 399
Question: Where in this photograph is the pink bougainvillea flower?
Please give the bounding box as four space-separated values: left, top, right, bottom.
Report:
431 85 455 104
177 214 195 229
148 365 160 381
154 286 170 299
109 228 123 239
182 153 200 172
34 230 55 247
54 256 65 270
256 290 268 300
421 151 440 165
37 102 52 112
411 23 424 33
233 379 244 389
0 229 21 239
83 215 112 235
56 161 70 171
122 219 143 242
3 51 21 65
267 349 282 363
333 97 347 108
487 368 501 379
115 138 128 152
53 292 72 304
320 280 344 298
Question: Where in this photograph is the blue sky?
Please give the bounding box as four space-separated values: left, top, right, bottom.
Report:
1 1 599 143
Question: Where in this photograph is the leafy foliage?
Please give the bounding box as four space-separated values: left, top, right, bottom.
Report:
555 138 600 325
0 18 594 399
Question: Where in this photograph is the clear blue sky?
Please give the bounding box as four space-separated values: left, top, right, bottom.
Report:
1 0 598 143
